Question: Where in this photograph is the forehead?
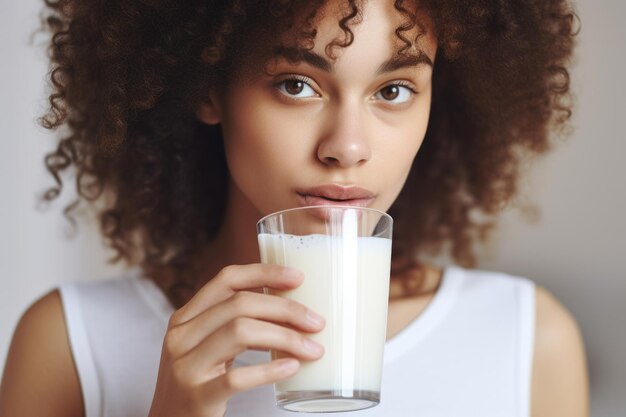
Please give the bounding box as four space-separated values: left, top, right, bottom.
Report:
310 0 437 61
229 0 437 82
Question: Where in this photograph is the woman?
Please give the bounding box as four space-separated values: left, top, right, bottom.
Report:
0 0 587 416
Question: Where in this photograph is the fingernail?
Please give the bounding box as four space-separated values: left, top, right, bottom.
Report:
283 267 303 281
303 338 324 355
306 310 325 327
277 358 299 373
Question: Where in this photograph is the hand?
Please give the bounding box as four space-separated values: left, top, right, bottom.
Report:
147 264 326 417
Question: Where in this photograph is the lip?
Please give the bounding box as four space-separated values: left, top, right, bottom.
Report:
296 184 376 208
297 194 375 208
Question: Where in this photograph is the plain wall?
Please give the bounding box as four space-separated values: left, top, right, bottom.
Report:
1 0 624 415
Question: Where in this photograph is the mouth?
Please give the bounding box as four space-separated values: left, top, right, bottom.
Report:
296 184 376 208
297 194 375 208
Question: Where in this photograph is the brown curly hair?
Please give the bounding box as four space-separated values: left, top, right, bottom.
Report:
40 0 577 306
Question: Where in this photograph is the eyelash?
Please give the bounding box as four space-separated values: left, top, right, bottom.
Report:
386 80 417 94
380 81 418 106
274 75 319 100
282 74 314 85
274 75 418 102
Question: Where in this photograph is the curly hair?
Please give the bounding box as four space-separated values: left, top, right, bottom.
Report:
40 0 577 306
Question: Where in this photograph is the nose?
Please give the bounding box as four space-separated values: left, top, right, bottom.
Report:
316 103 372 168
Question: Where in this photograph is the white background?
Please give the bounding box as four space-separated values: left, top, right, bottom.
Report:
1 0 624 415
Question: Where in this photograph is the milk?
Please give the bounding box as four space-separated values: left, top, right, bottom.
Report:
258 233 392 395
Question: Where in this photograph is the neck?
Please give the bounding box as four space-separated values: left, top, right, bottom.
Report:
149 178 441 306
194 178 264 288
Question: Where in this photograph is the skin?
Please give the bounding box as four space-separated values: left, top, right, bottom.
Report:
0 1 589 416
193 0 436 287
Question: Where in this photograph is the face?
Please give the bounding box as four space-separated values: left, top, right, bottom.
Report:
199 0 437 219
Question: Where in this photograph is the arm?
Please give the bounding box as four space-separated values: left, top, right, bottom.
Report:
0 290 84 417
531 286 589 417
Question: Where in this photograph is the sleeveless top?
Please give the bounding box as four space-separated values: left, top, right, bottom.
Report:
57 266 535 417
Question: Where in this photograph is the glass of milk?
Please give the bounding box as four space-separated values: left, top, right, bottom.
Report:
257 206 393 413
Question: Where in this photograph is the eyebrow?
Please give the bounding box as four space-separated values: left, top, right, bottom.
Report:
272 46 433 74
376 52 433 74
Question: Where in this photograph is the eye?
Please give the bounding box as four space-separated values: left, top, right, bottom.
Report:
276 77 318 99
374 83 415 104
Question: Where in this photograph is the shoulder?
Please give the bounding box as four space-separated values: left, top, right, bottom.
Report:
534 286 584 347
531 285 589 417
0 289 84 417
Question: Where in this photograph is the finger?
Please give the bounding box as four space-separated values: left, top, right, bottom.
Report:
166 291 325 357
183 317 324 370
172 264 303 324
206 358 300 400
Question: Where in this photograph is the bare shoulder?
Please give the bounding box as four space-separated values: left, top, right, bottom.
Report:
531 285 589 417
0 289 84 417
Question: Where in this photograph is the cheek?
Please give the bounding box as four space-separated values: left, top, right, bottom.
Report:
399 88 432 162
224 125 289 172
222 86 321 170
375 90 432 208
378 92 431 165
219 89 308 209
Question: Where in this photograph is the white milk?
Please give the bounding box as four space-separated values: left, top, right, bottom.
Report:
258 233 391 395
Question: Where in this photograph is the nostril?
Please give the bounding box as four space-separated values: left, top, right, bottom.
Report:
317 138 371 168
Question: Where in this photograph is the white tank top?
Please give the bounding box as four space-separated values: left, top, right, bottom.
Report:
58 266 535 417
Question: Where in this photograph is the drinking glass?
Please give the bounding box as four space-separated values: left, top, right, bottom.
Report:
257 206 393 412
